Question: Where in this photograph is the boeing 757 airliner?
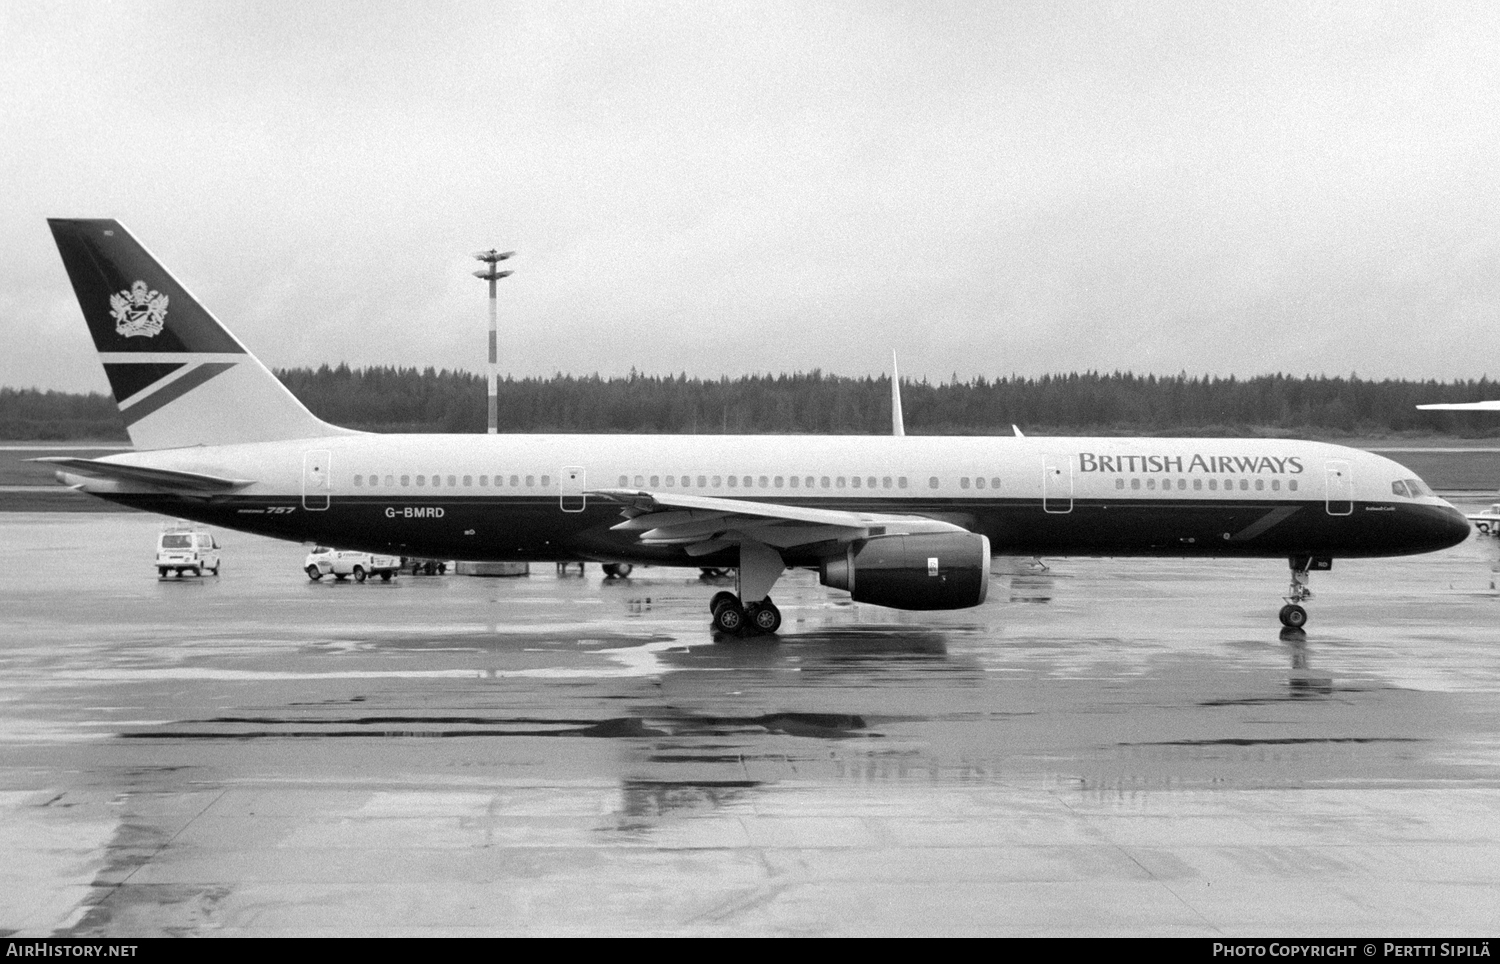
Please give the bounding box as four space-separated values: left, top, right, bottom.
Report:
39 219 1470 633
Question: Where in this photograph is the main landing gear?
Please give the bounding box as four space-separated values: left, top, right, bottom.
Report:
1278 555 1330 629
708 540 786 637
710 591 782 635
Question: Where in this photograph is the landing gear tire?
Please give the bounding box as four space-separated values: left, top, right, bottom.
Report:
747 599 782 634
353 566 366 583
709 591 737 614
602 563 633 579
1279 604 1308 629
307 566 322 581
712 599 746 634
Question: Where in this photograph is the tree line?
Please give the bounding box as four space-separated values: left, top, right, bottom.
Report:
5 367 1500 441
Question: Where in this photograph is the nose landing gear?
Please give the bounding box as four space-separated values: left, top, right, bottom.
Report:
1279 555 1330 629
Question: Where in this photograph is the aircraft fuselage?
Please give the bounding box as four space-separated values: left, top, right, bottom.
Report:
65 433 1470 567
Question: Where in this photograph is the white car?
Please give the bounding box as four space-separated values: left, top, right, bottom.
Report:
303 547 401 582
157 526 221 577
1467 504 1500 535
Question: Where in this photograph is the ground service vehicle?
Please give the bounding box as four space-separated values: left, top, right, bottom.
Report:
304 547 400 582
156 525 220 577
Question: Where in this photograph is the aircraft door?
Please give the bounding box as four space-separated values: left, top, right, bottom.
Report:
1043 454 1073 514
560 465 585 512
1325 459 1353 516
302 449 331 511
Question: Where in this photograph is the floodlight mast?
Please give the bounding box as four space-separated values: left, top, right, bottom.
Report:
472 249 514 435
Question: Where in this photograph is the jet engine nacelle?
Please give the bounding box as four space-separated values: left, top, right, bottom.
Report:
819 532 991 610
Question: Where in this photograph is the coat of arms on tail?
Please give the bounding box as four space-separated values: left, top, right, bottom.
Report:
109 280 169 338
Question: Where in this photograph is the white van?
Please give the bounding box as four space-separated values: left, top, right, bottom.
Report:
304 547 401 582
157 525 221 577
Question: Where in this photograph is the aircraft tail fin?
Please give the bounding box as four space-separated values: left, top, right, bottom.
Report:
47 218 352 450
890 350 905 437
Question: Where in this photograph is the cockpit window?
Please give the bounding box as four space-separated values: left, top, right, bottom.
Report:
1391 479 1433 499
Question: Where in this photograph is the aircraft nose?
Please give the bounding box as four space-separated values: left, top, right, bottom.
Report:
1431 502 1471 550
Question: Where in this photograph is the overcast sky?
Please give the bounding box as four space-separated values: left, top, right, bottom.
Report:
3 0 1498 394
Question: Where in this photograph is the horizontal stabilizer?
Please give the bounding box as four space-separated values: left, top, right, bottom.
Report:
30 457 253 491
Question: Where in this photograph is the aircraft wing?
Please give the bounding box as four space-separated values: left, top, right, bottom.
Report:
1417 401 1500 411
30 457 253 491
589 488 969 555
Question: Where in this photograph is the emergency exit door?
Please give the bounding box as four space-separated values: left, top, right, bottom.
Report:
1043 455 1073 514
302 449 331 511
560 466 586 512
1325 460 1353 516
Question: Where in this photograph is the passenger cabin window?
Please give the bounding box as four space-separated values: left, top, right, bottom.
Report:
960 478 970 489
1290 480 1298 492
928 477 939 489
353 475 363 486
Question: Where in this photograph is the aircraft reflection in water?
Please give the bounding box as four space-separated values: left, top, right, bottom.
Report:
40 218 1470 635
